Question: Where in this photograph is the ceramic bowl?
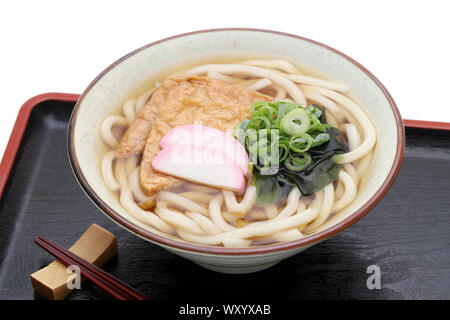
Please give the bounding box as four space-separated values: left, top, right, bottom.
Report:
68 29 404 274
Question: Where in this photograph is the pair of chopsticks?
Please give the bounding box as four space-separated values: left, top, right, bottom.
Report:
35 236 149 300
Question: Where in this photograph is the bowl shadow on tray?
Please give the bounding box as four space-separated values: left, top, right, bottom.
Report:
88 234 407 300
32 234 408 300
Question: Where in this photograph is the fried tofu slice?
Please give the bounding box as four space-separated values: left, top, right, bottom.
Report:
117 74 272 195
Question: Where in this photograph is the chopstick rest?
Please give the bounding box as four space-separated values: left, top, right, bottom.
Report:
35 236 149 300
30 224 117 300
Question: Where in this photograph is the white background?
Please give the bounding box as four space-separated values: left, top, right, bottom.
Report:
1 0 449 159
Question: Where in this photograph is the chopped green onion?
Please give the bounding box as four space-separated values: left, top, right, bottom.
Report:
240 102 347 203
284 152 312 172
233 119 250 144
276 141 290 162
248 142 257 155
253 105 275 119
308 114 329 134
289 133 313 153
250 101 270 115
307 105 323 119
311 133 330 148
280 108 310 135
275 102 287 124
248 116 271 131
291 152 312 166
236 101 341 186
255 154 279 175
257 136 270 154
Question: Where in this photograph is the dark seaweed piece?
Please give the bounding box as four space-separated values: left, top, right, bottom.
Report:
254 126 347 200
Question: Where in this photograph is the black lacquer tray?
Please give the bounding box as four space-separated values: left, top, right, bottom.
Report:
0 94 449 300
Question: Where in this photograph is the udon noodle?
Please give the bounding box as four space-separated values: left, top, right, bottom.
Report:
99 59 376 247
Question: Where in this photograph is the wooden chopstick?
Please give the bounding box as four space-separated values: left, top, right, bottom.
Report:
35 236 149 300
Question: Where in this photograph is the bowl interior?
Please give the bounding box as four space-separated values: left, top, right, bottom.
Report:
70 29 402 252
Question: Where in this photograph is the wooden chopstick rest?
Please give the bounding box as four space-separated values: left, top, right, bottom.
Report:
30 224 117 300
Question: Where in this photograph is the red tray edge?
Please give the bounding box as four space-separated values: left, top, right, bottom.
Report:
0 93 80 197
0 92 449 199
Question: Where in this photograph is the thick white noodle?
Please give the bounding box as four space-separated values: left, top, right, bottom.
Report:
343 163 359 186
273 187 301 220
270 229 304 242
286 74 350 92
301 85 376 163
300 195 313 207
158 191 208 215
303 183 334 233
222 238 252 248
128 167 151 203
343 123 361 151
222 211 240 225
247 78 272 91
297 201 307 213
357 152 373 178
123 99 137 124
295 189 323 232
186 64 307 105
309 189 324 212
125 155 139 175
264 203 278 219
246 209 267 221
185 211 222 235
155 204 204 235
223 186 257 215
271 83 287 100
295 203 308 230
177 207 319 245
302 89 340 114
114 161 174 233
332 171 357 212
179 191 215 203
135 89 155 113
100 115 128 149
340 107 363 138
101 151 120 192
114 159 129 189
206 71 241 84
243 59 301 74
334 180 345 200
250 189 320 229
237 79 259 88
209 194 236 232
324 110 339 128
120 189 174 234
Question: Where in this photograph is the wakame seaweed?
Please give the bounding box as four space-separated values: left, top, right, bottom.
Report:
254 173 291 204
252 106 348 203
285 126 346 187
